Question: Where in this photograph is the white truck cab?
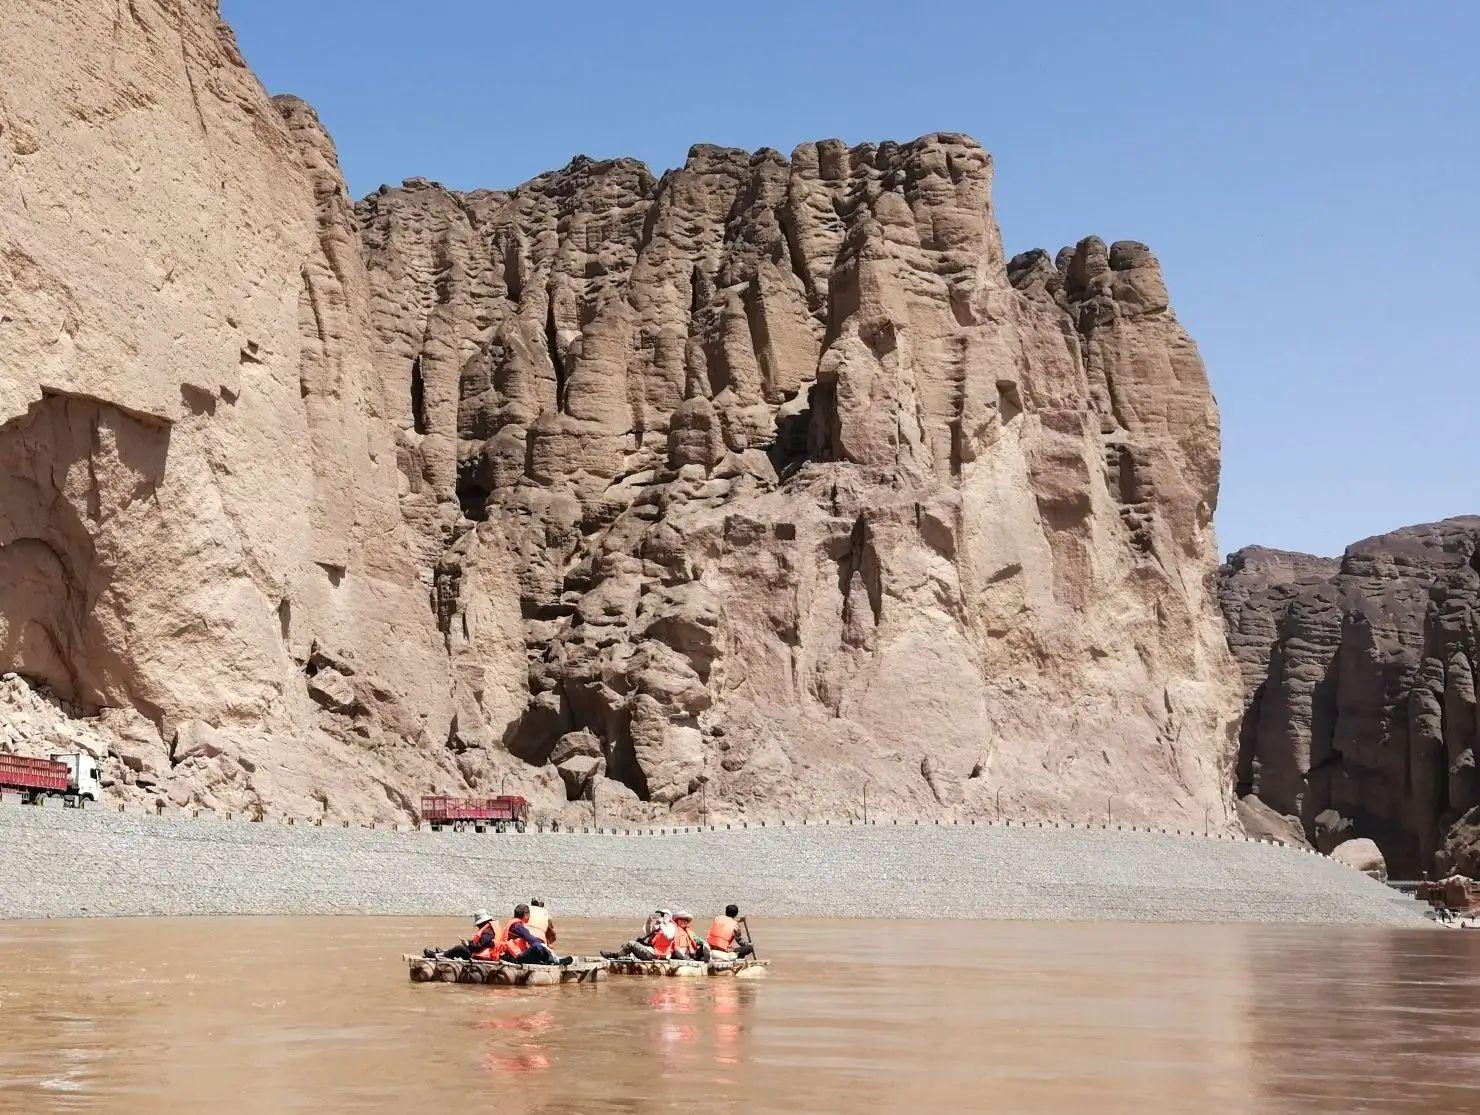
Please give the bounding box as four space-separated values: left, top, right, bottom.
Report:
50 753 102 802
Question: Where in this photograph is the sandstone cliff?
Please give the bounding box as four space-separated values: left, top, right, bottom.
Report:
1222 519 1480 874
1 0 470 815
1 0 1239 826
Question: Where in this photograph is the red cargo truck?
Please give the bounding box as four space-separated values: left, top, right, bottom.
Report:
420 794 529 833
0 753 102 806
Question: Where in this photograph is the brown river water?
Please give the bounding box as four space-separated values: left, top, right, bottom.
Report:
2 917 1479 1113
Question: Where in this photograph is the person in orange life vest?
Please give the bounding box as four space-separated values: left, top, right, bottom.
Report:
423 909 498 960
668 910 709 960
603 908 673 960
705 904 754 960
648 914 678 958
526 898 556 944
498 903 572 966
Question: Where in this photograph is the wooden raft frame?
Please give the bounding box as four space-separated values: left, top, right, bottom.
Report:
606 957 770 978
405 954 609 986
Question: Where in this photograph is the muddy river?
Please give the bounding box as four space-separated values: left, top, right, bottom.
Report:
2 917 1478 1112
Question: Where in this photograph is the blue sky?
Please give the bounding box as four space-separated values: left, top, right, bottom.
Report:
222 1 1478 557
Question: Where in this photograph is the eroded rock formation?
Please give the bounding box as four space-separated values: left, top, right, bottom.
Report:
1 0 1239 825
1223 519 1480 874
0 0 493 817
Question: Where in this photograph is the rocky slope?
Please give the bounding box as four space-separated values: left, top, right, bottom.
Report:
1222 519 1480 874
1 0 1239 826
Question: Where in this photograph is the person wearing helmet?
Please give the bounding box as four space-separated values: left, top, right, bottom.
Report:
423 909 499 960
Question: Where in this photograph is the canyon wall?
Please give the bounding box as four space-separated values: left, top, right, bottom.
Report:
1223 519 1480 874
0 0 479 816
1 0 1239 826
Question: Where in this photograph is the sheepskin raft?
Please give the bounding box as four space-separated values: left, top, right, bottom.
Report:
606 957 769 979
405 954 609 986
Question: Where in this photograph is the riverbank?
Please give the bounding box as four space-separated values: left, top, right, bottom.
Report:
0 802 1425 925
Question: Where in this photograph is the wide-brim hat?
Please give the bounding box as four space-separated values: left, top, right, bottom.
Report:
473 909 492 925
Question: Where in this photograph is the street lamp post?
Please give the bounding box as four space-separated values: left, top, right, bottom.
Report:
1106 794 1116 826
863 781 870 825
501 775 508 797
995 787 1002 821
1204 805 1213 836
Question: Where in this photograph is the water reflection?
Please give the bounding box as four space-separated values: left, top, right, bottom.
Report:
475 1009 557 1034
482 1046 552 1076
1243 925 1480 1111
713 979 744 1067
0 916 1476 1113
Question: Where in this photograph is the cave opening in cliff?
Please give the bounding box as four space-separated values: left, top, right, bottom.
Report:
410 356 428 435
997 380 1023 425
767 386 815 480
545 300 569 413
501 235 523 302
605 732 651 802
455 458 491 522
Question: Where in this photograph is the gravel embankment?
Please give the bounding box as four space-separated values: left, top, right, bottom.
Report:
0 802 1427 925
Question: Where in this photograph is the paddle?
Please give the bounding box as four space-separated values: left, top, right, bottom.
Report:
739 915 758 960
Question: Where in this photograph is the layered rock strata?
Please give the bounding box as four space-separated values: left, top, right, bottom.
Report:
1 0 1238 825
1222 519 1480 874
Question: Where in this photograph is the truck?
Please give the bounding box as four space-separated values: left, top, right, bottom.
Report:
0 752 102 806
421 794 529 833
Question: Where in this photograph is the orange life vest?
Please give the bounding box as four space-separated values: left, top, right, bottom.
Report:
672 925 699 956
650 923 677 959
470 921 500 960
498 919 532 960
707 915 738 950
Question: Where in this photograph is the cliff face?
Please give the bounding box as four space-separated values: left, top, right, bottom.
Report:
358 143 1239 826
1 0 1239 825
1222 520 1480 874
0 0 470 814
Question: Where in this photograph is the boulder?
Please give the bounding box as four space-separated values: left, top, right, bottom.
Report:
1236 794 1311 849
1331 838 1388 882
307 669 360 716
550 730 603 768
556 755 603 800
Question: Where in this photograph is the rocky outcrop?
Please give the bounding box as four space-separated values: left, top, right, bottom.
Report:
1235 793 1312 850
355 138 1239 826
1222 519 1480 874
1 0 1239 826
0 0 532 819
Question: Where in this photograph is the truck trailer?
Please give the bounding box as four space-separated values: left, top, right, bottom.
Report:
0 752 102 806
420 794 529 833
